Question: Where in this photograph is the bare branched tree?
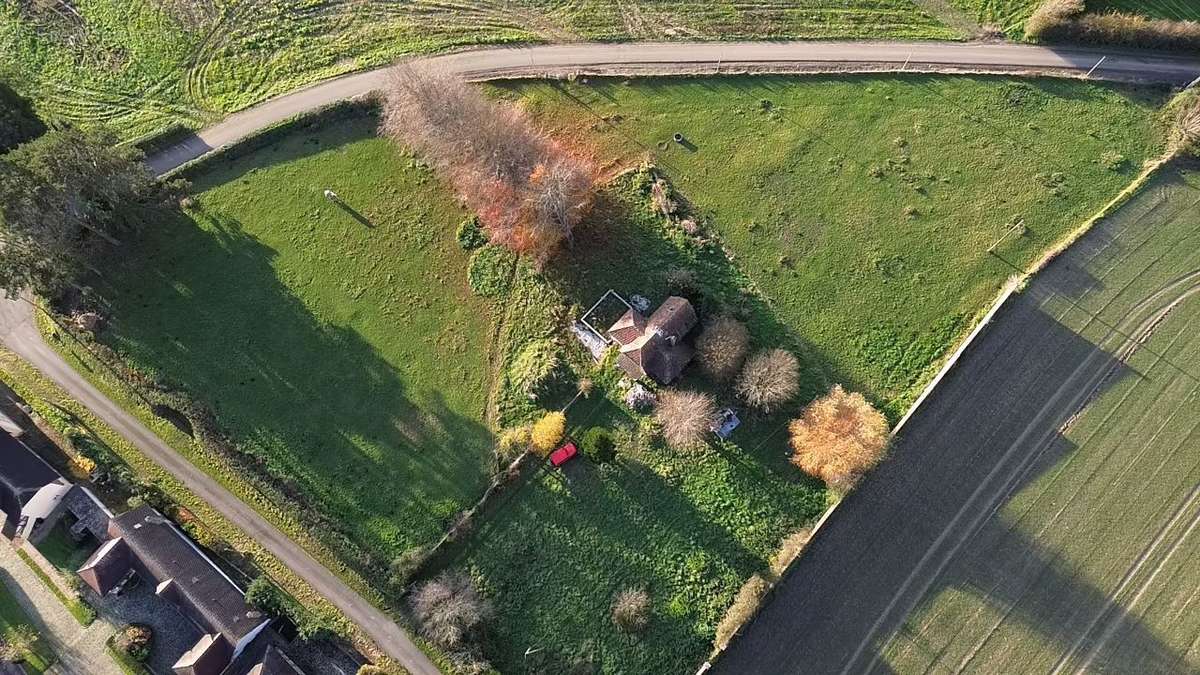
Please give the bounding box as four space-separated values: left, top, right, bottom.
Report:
410 571 493 652
655 389 716 450
381 65 594 263
736 348 801 413
695 316 750 382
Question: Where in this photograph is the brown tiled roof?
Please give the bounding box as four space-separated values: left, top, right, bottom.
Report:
607 309 646 346
646 296 697 339
77 536 131 595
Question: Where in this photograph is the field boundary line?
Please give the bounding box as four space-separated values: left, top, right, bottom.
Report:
701 158 1178 675
698 273 1022 675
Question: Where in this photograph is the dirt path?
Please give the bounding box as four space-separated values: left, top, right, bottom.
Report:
0 543 120 675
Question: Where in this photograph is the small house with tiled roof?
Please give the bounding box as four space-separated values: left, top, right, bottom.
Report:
607 296 698 384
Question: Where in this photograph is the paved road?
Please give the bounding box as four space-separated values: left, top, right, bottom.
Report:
148 41 1200 174
0 298 441 675
715 171 1200 673
5 39 1197 675
0 542 121 675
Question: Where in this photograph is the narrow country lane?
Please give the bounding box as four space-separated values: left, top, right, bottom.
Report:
2 40 1197 675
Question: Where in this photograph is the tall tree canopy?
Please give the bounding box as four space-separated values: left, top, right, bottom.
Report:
0 127 172 297
0 81 46 153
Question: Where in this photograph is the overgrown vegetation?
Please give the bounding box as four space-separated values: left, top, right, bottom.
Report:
1025 0 1200 50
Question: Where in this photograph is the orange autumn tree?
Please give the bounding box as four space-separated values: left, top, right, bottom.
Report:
381 65 595 264
788 385 889 490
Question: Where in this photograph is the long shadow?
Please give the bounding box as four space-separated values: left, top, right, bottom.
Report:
88 201 495 581
544 170 838 450
459 444 819 673
714 290 1191 673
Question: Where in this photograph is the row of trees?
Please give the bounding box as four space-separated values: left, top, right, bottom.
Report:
381 66 595 264
657 315 889 489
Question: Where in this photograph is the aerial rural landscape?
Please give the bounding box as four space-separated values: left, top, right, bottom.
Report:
0 1 1198 674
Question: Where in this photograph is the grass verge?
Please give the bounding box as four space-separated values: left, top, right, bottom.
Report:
13 548 95 627
0 580 56 673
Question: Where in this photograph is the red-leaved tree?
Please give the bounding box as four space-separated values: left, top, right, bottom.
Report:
381 65 594 263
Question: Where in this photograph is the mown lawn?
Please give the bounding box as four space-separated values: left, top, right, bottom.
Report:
501 75 1167 416
89 114 496 563
0 580 55 673
36 523 94 574
0 0 954 139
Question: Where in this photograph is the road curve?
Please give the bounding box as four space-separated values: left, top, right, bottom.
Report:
0 297 441 675
148 40 1200 174
5 39 1197 675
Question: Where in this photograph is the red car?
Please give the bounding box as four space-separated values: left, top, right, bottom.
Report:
550 442 578 467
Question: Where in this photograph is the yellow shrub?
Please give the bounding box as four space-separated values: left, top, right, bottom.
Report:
530 412 566 455
72 455 96 474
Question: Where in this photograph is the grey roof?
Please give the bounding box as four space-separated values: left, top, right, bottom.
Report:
111 505 265 643
0 430 63 526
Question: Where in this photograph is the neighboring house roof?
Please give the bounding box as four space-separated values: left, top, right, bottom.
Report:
610 297 698 384
173 633 231 675
0 430 67 529
110 505 265 645
247 645 307 675
607 309 646 346
77 536 131 595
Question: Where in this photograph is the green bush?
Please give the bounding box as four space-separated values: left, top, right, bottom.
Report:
467 245 517 298
244 577 288 617
456 216 488 250
579 427 617 464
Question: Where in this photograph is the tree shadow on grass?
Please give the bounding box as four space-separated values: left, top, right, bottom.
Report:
90 205 494 575
462 441 822 674
716 292 1192 674
543 171 852 465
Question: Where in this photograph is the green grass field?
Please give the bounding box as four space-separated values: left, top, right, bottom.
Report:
451 169 828 673
86 114 496 563
881 166 1200 673
503 75 1167 416
949 0 1039 34
0 580 55 673
0 1 955 140
1088 0 1200 21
